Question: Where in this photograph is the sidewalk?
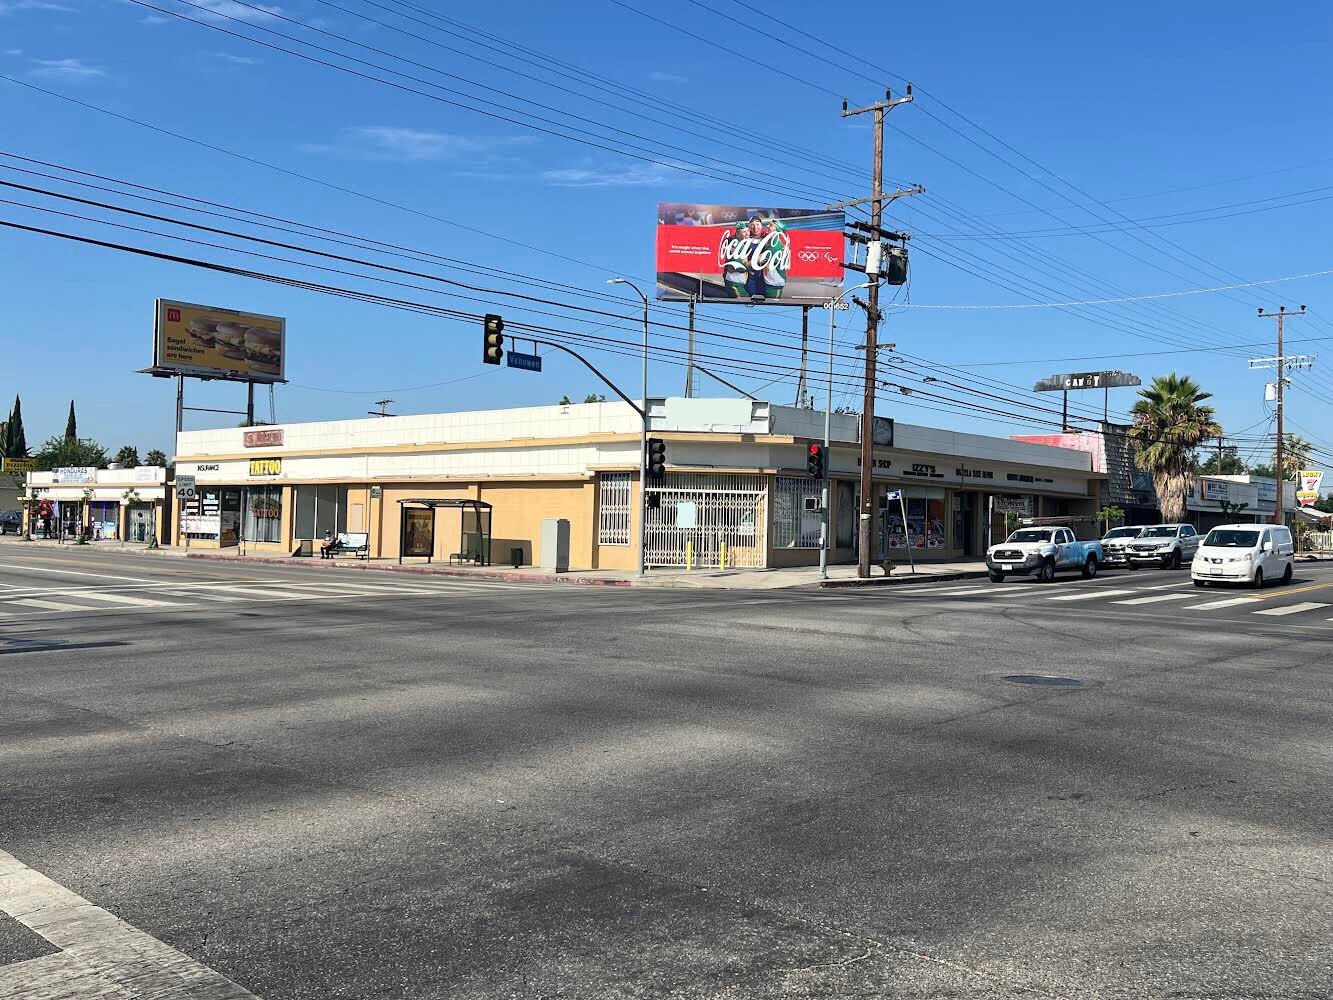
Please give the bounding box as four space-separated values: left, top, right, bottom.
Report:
2 537 988 590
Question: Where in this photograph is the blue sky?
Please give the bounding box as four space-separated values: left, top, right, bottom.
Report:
2 0 1331 464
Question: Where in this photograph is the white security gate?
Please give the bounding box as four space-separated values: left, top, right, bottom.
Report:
645 473 767 568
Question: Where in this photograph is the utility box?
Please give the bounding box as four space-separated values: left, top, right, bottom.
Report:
540 518 570 573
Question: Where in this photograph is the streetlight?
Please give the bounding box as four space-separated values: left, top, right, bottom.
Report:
608 277 650 578
820 280 876 579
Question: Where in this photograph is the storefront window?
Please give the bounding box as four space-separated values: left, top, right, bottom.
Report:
883 487 948 553
243 486 283 543
293 485 347 539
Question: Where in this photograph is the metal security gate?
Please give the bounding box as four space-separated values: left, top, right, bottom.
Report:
645 473 767 568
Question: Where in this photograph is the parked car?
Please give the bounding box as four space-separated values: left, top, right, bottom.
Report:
1126 523 1200 569
1191 523 1294 588
1100 525 1144 568
0 510 21 535
986 526 1103 583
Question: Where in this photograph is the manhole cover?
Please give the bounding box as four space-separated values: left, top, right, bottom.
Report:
1002 674 1082 687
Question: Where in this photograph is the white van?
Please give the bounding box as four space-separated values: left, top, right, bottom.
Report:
1191 523 1295 588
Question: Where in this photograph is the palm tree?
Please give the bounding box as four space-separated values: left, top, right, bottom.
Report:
1276 433 1314 480
1129 374 1223 523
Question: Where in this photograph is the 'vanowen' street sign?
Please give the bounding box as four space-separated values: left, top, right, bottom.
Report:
506 351 542 372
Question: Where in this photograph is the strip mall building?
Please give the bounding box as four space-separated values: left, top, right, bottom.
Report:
170 398 1103 567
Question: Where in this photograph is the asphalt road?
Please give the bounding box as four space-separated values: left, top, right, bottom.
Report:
2 542 1331 999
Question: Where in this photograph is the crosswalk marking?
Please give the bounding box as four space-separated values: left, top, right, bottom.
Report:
66 591 182 608
1185 597 1260 611
1112 592 1198 606
8 598 94 612
1047 589 1135 602
1252 602 1330 617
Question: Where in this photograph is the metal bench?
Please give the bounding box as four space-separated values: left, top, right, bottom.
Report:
327 531 370 560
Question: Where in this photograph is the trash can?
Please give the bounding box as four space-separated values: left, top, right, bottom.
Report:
510 547 523 568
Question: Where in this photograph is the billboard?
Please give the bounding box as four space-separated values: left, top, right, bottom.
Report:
1297 470 1324 507
656 204 844 305
1033 371 1141 392
153 299 286 382
1 457 35 474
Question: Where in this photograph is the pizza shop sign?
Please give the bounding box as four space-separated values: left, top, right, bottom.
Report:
243 428 284 448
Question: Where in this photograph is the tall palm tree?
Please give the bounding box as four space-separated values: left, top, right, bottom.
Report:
1276 433 1314 480
1129 374 1223 522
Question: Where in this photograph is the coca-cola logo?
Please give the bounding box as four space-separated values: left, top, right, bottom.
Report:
719 227 791 273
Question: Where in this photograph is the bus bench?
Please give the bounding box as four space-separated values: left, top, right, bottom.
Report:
325 531 370 560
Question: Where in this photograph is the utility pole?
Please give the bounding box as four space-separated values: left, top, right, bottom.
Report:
841 85 916 577
684 295 696 398
369 399 395 417
1254 305 1309 526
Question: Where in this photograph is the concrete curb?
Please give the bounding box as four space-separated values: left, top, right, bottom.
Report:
819 570 989 589
181 551 634 587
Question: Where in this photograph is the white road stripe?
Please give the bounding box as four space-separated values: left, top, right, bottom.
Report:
1185 597 1261 610
0 562 153 583
1112 593 1198 606
196 585 326 600
1252 602 1331 617
63 591 183 608
7 598 96 612
1047 589 1136 602
0 847 261 998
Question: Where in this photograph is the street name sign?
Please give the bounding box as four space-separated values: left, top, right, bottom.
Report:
506 351 542 372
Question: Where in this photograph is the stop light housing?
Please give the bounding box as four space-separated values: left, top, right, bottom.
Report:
807 442 825 478
646 437 666 479
482 313 505 365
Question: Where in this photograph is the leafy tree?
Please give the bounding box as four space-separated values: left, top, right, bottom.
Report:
1194 444 1246 476
583 393 607 403
1249 462 1277 480
1315 494 1333 514
1097 504 1125 534
1129 374 1222 523
64 400 77 442
558 394 573 405
114 445 141 468
33 435 108 471
2 395 26 458
145 448 168 467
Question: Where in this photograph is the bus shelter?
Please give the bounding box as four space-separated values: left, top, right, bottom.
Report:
397 498 493 565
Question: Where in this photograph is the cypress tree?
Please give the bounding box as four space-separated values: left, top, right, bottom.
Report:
64 400 77 442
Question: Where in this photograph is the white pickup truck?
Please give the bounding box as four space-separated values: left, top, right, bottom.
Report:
986 527 1104 583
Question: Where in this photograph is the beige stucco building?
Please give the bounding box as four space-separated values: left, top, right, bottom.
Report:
169 398 1103 568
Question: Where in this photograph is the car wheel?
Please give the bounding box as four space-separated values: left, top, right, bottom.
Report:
1081 556 1098 579
1127 560 1139 570
1252 568 1264 590
988 571 1005 583
1038 559 1055 583
1193 579 1206 588
1282 563 1293 585
1170 550 1182 570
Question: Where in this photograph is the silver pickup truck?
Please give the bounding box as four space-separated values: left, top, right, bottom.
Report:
986 527 1104 583
1100 525 1145 568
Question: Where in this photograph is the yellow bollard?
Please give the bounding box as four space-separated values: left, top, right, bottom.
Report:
685 540 694 571
719 541 727 571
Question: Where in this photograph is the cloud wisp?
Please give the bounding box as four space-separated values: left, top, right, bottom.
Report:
30 57 104 81
303 126 532 164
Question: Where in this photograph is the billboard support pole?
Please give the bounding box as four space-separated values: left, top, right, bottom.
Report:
685 295 696 398
797 306 810 407
245 381 255 428
175 375 184 434
1062 389 1069 431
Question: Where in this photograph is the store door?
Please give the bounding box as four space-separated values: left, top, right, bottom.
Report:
957 491 979 556
128 504 156 543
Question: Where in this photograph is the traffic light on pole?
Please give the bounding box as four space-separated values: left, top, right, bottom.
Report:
646 437 666 479
807 442 825 478
482 313 505 365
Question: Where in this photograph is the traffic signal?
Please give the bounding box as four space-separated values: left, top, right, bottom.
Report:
806 442 825 478
482 313 505 365
646 437 666 479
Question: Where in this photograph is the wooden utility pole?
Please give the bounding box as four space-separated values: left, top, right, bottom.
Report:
1255 305 1308 526
842 86 915 577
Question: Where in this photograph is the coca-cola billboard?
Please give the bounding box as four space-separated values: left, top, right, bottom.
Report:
656 203 845 305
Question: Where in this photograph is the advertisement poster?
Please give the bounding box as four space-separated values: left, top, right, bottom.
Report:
52 467 95 484
1297 470 1324 507
154 299 286 382
656 204 844 305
